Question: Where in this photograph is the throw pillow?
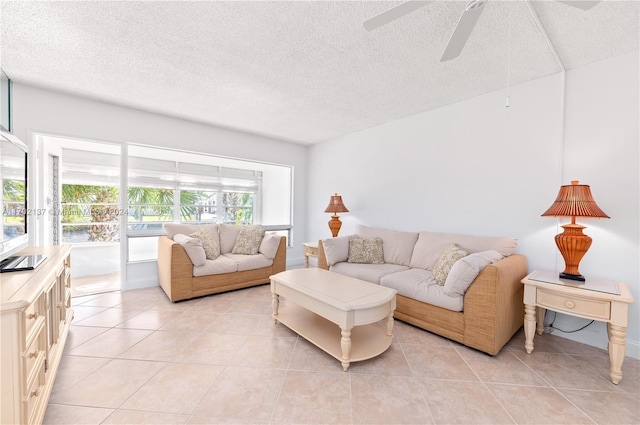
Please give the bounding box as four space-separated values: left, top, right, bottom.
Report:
259 234 281 260
347 235 384 264
173 233 207 266
322 235 350 266
190 229 220 260
443 250 503 297
232 227 266 255
432 243 468 285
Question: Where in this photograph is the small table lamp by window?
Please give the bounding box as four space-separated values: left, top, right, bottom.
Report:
324 193 349 237
542 180 609 281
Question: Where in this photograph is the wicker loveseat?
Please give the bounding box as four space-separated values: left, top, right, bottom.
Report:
317 225 528 355
158 223 286 302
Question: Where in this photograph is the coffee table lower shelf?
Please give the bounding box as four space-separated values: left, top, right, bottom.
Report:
274 302 393 370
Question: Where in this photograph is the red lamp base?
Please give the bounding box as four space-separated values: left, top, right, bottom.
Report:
328 214 342 237
555 223 591 282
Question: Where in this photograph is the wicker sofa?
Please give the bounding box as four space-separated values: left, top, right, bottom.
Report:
158 223 286 302
317 225 528 355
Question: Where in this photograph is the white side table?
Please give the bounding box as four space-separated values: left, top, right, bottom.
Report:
302 242 318 268
521 270 634 384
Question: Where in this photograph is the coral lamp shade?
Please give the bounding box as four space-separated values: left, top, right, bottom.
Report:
324 194 349 214
541 181 609 219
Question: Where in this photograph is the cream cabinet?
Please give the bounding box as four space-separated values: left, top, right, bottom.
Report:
1 245 72 425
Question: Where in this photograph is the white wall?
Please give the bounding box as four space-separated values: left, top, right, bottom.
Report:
10 84 309 287
308 51 639 358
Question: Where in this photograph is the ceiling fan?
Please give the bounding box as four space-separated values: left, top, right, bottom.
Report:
363 0 600 62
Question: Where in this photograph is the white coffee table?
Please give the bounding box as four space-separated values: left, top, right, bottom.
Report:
270 268 396 371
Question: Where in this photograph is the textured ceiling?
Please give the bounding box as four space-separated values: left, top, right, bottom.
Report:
1 1 638 145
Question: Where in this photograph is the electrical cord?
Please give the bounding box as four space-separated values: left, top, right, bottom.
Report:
546 310 595 333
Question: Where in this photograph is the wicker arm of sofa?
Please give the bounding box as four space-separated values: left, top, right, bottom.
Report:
158 235 194 302
462 254 528 354
317 240 330 270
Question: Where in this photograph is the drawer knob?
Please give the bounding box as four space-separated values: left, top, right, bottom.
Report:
28 351 39 359
26 313 40 320
565 300 576 309
30 388 40 398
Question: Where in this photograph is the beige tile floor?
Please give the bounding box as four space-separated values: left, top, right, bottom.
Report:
44 285 640 425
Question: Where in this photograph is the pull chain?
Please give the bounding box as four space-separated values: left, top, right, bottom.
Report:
505 2 512 108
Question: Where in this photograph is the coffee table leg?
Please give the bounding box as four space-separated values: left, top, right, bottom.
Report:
272 293 279 323
340 328 352 371
386 311 394 337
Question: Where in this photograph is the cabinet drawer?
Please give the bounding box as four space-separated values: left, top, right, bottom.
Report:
23 359 45 425
23 325 46 382
22 296 45 342
538 289 611 320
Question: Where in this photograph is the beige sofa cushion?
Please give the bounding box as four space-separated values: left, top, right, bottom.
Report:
224 253 273 272
410 231 517 270
193 255 238 276
322 236 349 266
356 225 419 266
259 234 281 260
164 223 207 239
444 250 504 297
330 262 408 285
173 233 207 266
380 268 463 312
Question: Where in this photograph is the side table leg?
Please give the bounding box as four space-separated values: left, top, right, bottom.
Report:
608 323 627 385
536 307 546 335
524 304 536 354
340 328 352 371
272 293 279 324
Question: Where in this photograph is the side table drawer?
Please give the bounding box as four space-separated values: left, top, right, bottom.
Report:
538 289 610 320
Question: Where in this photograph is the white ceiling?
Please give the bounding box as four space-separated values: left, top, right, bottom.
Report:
1 1 638 145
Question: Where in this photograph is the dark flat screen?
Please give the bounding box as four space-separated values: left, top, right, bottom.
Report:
0 254 46 273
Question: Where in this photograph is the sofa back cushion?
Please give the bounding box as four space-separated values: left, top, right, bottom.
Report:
410 231 517 270
165 223 214 239
219 224 262 254
356 225 419 266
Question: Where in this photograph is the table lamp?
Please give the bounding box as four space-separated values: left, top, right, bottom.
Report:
324 193 349 237
541 180 609 281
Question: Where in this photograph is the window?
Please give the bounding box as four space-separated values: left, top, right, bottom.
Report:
126 145 292 261
60 147 121 244
61 184 120 243
221 192 254 224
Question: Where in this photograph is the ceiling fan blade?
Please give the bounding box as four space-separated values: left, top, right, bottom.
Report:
556 1 600 11
363 1 433 31
440 0 486 62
